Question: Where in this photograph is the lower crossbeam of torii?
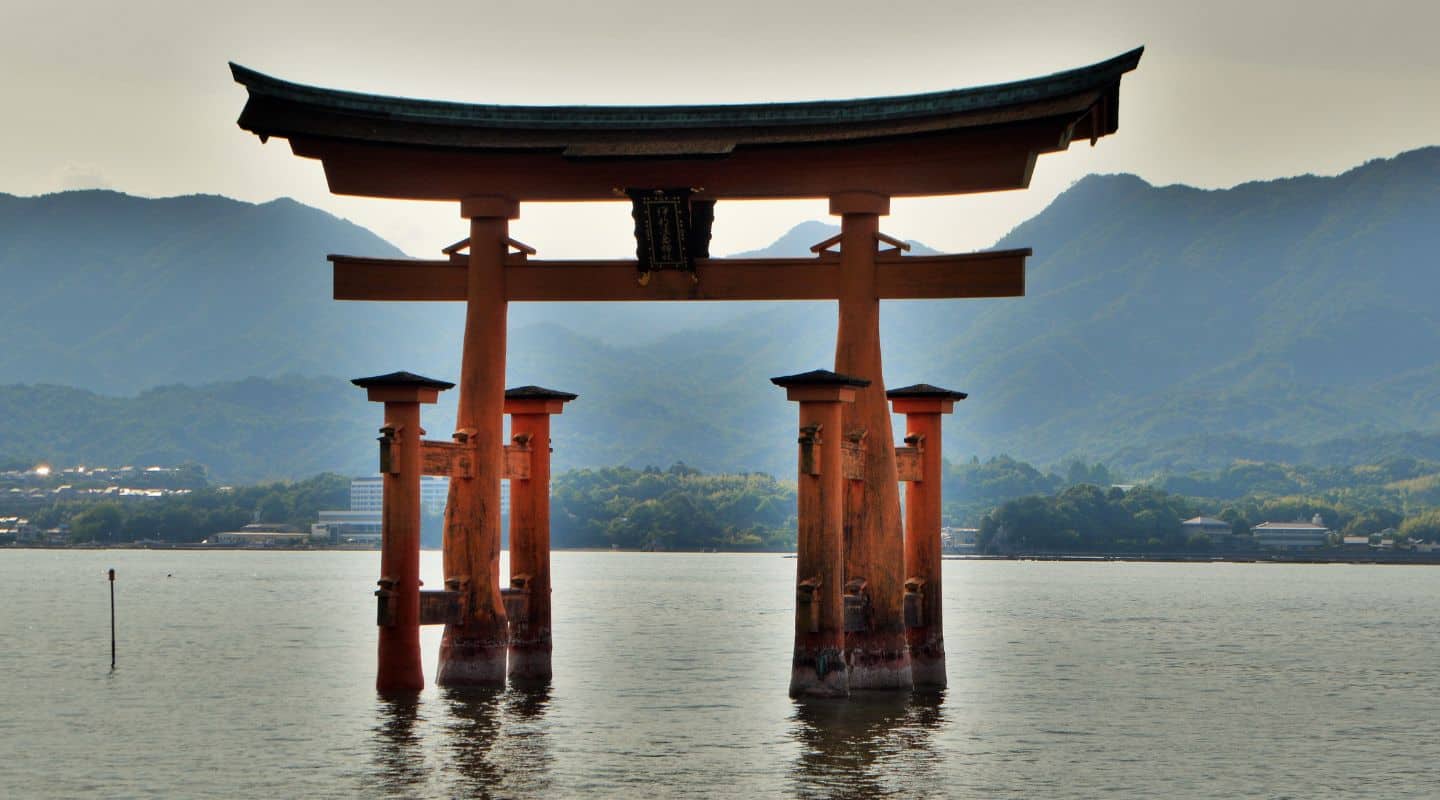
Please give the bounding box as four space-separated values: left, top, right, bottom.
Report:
230 45 1141 694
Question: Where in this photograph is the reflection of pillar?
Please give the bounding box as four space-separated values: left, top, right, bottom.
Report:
354 371 452 693
773 370 867 698
830 191 910 690
439 196 517 687
790 693 942 797
888 384 965 691
504 385 577 683
372 695 426 794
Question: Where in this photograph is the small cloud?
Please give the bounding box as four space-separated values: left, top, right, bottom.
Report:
55 163 111 191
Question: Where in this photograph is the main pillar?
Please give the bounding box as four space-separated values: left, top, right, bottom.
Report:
504 385 577 683
888 384 965 691
773 370 867 698
354 371 453 693
830 191 911 690
438 196 518 687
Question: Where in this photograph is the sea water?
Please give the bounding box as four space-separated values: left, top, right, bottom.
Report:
2 551 1437 798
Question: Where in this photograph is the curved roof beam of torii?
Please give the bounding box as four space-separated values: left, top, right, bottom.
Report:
231 47 1142 202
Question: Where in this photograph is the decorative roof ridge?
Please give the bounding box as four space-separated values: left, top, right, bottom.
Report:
505 385 579 401
770 369 872 388
230 47 1142 132
886 383 968 400
351 371 455 390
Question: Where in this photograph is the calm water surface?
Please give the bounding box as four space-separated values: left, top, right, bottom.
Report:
2 551 1438 798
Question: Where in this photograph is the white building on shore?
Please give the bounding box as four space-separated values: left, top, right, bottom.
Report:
1252 514 1330 550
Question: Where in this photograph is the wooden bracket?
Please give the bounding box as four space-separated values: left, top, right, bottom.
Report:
808 232 843 255
895 432 924 482
875 231 911 255
843 578 870 633
421 439 474 478
903 577 925 628
798 424 822 476
377 583 466 627
441 236 536 260
377 425 399 475
420 589 466 626
501 583 529 622
503 433 533 480
796 575 822 634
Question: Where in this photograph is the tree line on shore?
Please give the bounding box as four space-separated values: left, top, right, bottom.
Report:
7 453 1440 552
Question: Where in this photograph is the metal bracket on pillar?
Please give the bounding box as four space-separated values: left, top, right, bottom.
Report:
843 429 867 481
843 578 871 633
895 432 924 482
798 424 822 476
903 576 926 628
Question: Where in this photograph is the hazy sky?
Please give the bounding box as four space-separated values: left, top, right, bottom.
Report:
3 1 1437 257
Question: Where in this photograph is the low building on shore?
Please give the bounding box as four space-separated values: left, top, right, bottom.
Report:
942 526 979 553
1252 514 1330 550
311 510 382 545
211 523 310 547
1181 516 1233 544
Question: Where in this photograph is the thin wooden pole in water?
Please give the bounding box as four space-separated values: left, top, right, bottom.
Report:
107 568 116 669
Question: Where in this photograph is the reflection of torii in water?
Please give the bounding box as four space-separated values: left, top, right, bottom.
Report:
231 46 1142 695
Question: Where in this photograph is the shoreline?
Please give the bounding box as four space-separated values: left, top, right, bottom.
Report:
7 542 1440 564
944 552 1440 565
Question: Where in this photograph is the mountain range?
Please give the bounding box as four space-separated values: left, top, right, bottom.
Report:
2 147 1437 482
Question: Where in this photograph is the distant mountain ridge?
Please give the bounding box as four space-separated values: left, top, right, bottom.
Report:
3 147 1439 480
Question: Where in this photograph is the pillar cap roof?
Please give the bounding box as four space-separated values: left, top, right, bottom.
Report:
351 371 455 391
887 383 967 400
770 369 871 388
505 385 579 401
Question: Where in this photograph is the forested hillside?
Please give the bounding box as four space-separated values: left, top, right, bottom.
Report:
3 148 1439 480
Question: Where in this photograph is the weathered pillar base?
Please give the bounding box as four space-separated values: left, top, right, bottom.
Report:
506 641 552 684
377 628 425 693
845 639 913 691
909 644 947 692
790 649 849 698
437 629 507 687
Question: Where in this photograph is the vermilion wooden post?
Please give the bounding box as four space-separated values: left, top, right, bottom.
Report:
888 384 966 691
439 196 517 687
354 371 453 693
831 192 911 690
773 370 868 698
504 385 577 683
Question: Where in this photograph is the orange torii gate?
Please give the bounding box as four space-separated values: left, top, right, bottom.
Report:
232 47 1141 694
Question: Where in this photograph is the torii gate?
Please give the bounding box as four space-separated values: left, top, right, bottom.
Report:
232 47 1141 693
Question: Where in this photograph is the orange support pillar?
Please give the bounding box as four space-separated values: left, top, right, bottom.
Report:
503 385 577 683
830 191 911 690
439 195 518 687
888 384 965 691
354 371 453 693
773 370 867 698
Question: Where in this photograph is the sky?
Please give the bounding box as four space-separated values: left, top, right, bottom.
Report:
3 0 1438 258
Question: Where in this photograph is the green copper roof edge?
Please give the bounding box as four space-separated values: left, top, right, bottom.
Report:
230 47 1142 133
